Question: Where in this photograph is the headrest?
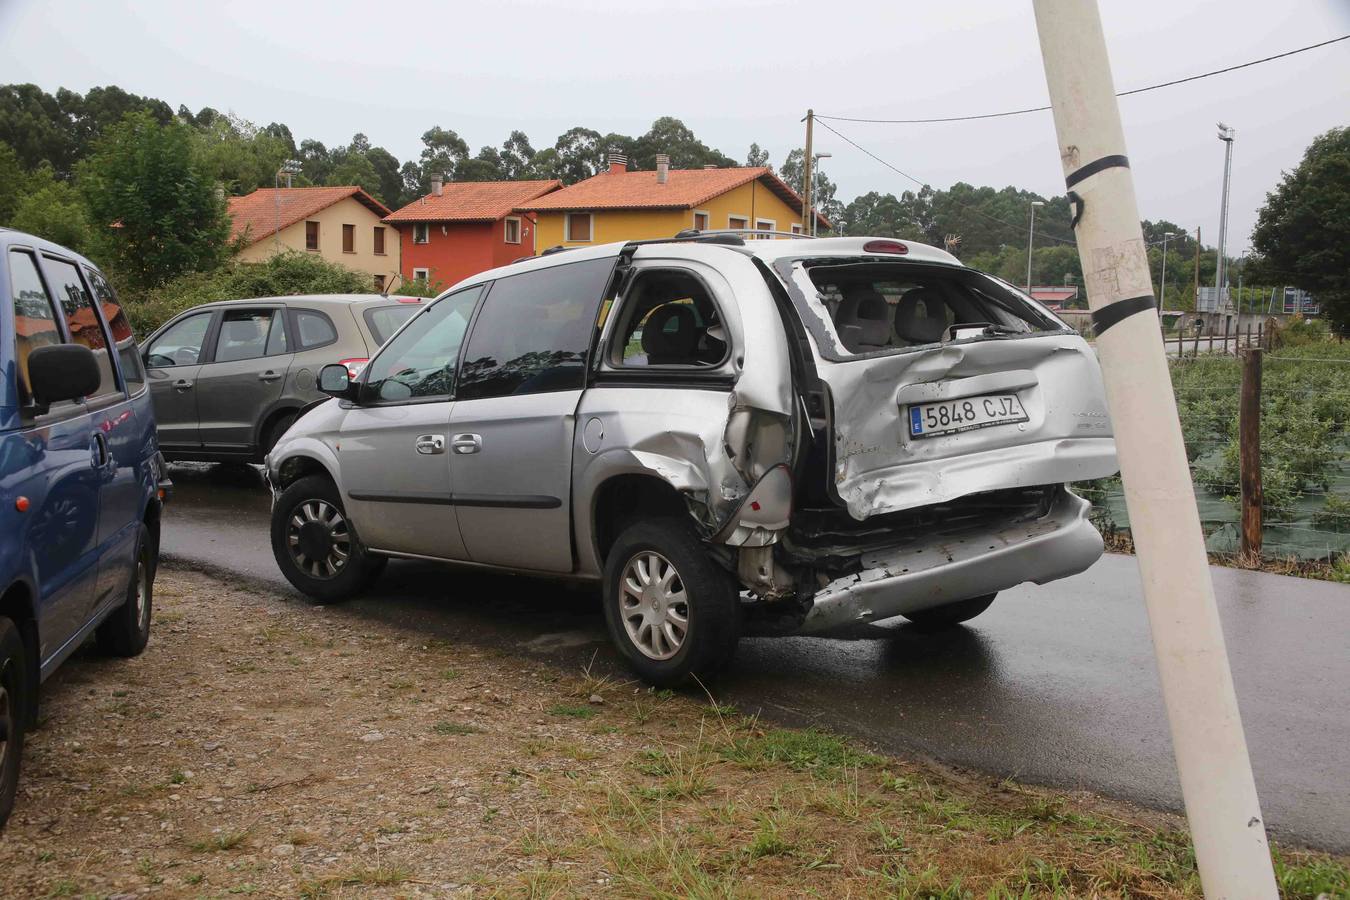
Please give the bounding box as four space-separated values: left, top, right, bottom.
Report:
895 288 948 345
836 288 891 352
641 303 699 362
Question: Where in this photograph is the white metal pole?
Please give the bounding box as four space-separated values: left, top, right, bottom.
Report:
1216 126 1235 310
1031 3 1278 897
1025 201 1043 292
1159 231 1173 316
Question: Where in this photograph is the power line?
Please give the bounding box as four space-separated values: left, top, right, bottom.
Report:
817 34 1349 125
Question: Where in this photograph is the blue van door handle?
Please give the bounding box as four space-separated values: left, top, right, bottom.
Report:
91 433 110 469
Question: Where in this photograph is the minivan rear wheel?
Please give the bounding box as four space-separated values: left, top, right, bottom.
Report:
0 616 27 830
96 524 154 657
271 475 384 603
602 518 740 687
901 593 997 631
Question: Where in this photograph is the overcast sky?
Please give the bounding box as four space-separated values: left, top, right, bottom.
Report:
3 0 1347 249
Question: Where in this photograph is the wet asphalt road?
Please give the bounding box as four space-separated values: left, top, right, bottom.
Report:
161 463 1349 851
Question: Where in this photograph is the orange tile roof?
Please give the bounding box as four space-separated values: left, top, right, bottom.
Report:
227 186 392 245
517 166 829 227
384 180 562 223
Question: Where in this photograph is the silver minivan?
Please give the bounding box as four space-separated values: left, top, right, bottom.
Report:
266 234 1118 685
143 294 425 462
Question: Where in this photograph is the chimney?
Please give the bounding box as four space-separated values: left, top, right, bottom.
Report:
655 154 670 184
607 149 628 174
430 175 444 197
703 164 717 170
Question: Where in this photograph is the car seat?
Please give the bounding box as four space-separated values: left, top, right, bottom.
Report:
641 303 700 365
835 289 892 353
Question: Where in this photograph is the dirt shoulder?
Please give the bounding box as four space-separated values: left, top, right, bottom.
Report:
1 566 1344 898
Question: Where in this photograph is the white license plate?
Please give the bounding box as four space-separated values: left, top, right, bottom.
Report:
908 394 1027 438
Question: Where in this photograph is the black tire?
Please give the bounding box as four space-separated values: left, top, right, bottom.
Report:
901 593 997 632
271 474 383 604
262 412 297 456
96 524 154 657
602 518 740 687
0 616 28 831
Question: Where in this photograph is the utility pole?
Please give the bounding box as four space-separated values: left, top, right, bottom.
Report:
1031 3 1278 897
801 109 815 235
1158 231 1175 317
1216 124 1236 314
1026 200 1044 292
1193 225 1202 321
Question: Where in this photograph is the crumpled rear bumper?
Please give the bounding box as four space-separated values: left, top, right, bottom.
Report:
798 488 1102 634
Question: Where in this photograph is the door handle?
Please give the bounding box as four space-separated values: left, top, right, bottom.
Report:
173 379 194 391
91 433 110 469
258 371 282 383
450 433 482 454
415 434 446 455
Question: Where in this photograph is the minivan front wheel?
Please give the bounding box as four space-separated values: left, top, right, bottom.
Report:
271 475 384 603
901 593 997 631
0 616 27 830
603 519 740 687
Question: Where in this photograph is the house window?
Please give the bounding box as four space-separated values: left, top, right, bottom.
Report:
305 221 319 250
728 216 748 231
413 223 429 245
693 211 710 231
755 219 776 240
565 213 592 242
504 216 522 244
790 223 803 235
374 274 385 291
412 267 430 282
373 227 386 255
342 223 355 253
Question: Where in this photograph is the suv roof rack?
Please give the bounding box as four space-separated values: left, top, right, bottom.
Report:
540 244 577 256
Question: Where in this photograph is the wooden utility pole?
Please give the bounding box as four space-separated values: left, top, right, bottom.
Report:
801 109 815 234
1240 348 1263 556
1193 225 1202 323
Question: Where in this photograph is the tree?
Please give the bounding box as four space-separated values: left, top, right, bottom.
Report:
418 126 469 191
1250 127 1350 331
0 141 25 224
745 143 770 167
78 111 231 290
195 113 292 195
366 146 404 208
629 117 735 171
9 165 92 251
498 130 536 179
550 127 605 183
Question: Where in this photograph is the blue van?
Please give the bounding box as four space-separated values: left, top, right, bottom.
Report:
0 230 168 829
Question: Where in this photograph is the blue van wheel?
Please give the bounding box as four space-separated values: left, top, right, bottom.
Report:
0 617 26 830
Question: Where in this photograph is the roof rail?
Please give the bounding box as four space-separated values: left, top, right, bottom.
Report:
540 244 576 256
677 228 817 241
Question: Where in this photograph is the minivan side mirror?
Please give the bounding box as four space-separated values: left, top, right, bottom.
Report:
318 363 356 399
27 344 101 407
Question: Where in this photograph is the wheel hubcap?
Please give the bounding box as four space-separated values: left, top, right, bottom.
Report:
134 554 149 628
619 551 688 661
0 674 12 783
287 499 350 580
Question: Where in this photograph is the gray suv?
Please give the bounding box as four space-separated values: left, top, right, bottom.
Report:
266 235 1118 685
143 294 425 462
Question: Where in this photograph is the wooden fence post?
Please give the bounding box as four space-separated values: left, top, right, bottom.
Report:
1239 348 1263 557
1193 321 1201 358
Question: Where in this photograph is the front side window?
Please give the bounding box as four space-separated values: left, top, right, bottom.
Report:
504 217 521 244
363 286 482 403
305 221 320 250
214 309 281 363
565 213 592 242
294 310 338 349
7 249 62 406
413 223 429 244
84 265 143 391
613 269 727 368
146 313 212 368
457 257 614 401
42 255 119 400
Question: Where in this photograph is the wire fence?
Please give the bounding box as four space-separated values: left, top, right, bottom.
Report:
1076 338 1350 563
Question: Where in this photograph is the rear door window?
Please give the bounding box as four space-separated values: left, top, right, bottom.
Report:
456 257 615 401
214 309 282 363
83 265 143 392
41 254 120 400
611 268 728 368
293 309 338 349
7 249 64 407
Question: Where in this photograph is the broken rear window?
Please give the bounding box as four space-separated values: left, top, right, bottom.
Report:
775 259 1068 360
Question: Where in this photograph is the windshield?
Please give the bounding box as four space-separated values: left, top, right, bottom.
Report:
775 259 1068 361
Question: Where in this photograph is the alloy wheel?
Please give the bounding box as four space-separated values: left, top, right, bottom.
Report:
286 499 351 580
619 551 689 661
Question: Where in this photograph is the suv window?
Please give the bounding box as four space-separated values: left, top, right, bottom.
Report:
83 265 143 391
7 249 63 407
42 255 120 400
215 309 282 363
457 258 614 401
146 313 212 368
294 310 338 349
363 304 419 345
364 286 482 403
613 269 728 368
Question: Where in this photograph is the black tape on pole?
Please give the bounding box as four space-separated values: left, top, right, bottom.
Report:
1092 294 1156 336
1064 154 1130 189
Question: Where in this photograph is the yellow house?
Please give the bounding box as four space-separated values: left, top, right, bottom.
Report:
227 186 401 291
520 154 828 250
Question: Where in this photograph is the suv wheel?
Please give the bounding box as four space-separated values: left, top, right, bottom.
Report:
271 475 385 603
901 593 997 631
96 523 154 657
602 519 740 687
0 616 28 830
263 412 296 456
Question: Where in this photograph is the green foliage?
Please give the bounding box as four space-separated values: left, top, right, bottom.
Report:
9 166 92 251
1311 493 1350 532
0 140 25 223
194 113 292 196
78 111 231 290
1250 126 1350 333
1272 316 1331 348
123 251 374 335
392 276 444 298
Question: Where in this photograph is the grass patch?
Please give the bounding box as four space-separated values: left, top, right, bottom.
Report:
548 703 597 719
431 721 480 736
721 727 879 777
187 829 249 853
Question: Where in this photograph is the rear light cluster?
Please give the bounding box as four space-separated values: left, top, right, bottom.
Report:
339 358 369 380
863 239 909 255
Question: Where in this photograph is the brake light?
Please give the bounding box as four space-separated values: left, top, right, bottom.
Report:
863 239 909 255
339 357 369 380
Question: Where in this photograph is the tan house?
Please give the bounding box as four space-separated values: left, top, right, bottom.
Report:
227 186 400 290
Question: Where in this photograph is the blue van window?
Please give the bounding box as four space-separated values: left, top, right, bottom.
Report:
42 255 119 400
7 250 62 405
84 265 143 392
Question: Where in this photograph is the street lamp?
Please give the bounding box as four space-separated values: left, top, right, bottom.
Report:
274 158 303 255
1158 231 1175 316
811 152 831 237
1215 124 1236 313
1025 200 1044 293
